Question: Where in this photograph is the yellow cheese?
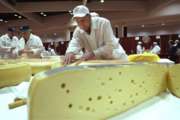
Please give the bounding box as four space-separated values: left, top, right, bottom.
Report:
168 64 180 97
0 63 31 88
28 63 167 120
128 53 160 62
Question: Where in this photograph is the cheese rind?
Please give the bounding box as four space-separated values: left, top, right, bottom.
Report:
168 64 180 97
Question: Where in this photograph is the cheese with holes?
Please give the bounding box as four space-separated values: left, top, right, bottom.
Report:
0 62 31 88
168 64 180 97
28 63 167 120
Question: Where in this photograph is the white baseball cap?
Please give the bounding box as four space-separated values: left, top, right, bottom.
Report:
73 5 90 18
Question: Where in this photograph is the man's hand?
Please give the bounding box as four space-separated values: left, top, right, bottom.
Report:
81 52 96 61
63 52 76 65
19 49 33 55
10 47 16 52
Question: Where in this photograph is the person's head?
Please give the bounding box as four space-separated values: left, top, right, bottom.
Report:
142 36 151 44
20 25 31 40
153 42 158 46
72 5 91 32
7 27 16 38
137 41 142 45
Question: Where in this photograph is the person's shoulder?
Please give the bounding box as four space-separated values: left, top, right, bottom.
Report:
93 16 110 23
0 34 7 39
31 33 41 40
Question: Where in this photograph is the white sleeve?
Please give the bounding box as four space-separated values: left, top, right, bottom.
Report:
93 19 114 58
66 28 82 54
32 37 44 55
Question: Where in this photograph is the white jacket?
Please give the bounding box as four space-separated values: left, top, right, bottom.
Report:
66 17 127 61
0 34 19 58
19 33 44 55
151 45 161 54
136 45 144 54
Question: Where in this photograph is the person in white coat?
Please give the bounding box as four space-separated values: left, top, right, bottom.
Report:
136 41 144 54
18 25 44 57
64 5 127 64
150 42 161 54
0 27 19 58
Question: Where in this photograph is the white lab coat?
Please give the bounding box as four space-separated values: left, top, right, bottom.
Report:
151 45 161 54
136 44 144 54
0 34 19 58
66 17 128 61
18 33 44 56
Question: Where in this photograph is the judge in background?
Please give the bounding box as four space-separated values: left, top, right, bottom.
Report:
150 42 161 55
0 27 19 58
136 41 144 54
18 25 44 58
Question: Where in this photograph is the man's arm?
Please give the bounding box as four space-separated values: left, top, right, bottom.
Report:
64 28 82 64
93 19 116 58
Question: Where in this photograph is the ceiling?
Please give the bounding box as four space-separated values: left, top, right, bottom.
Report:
0 0 180 35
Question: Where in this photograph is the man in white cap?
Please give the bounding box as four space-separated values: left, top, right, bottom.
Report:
18 25 44 58
64 5 127 64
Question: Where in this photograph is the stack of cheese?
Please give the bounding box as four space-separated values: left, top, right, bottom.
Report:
0 62 31 88
28 63 167 120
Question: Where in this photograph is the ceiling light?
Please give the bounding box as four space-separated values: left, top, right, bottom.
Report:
100 0 104 3
0 19 3 22
18 16 22 19
14 14 18 17
4 20 8 23
161 23 165 26
43 14 47 17
40 12 44 15
178 34 180 38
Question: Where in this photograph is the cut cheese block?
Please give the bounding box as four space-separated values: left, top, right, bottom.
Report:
128 53 160 62
19 58 63 74
0 62 31 88
168 64 180 97
28 63 167 120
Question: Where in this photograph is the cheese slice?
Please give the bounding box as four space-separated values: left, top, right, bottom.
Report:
28 63 167 120
0 63 31 88
168 64 180 97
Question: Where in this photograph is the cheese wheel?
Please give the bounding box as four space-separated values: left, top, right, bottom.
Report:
28 63 167 120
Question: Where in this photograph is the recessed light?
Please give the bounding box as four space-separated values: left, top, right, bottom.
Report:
0 19 3 22
161 23 165 26
40 12 44 15
100 0 104 3
14 14 18 17
141 25 145 27
43 14 47 17
18 16 22 19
